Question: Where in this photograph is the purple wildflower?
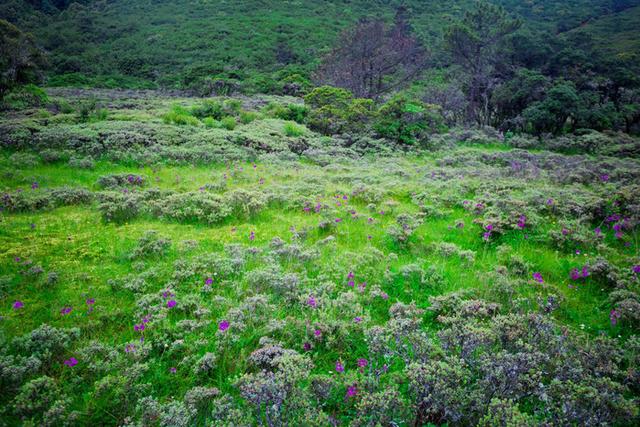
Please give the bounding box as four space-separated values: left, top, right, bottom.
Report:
570 269 581 280
633 265 640 275
219 320 230 332
303 342 311 351
64 357 78 367
610 309 621 326
167 300 177 308
314 329 322 338
12 300 24 310
205 277 213 285
170 367 177 374
307 295 317 308
60 306 72 315
249 231 255 241
354 316 362 323
335 360 344 373
134 323 145 332
357 358 368 368
346 384 357 397
581 266 589 278
532 272 544 283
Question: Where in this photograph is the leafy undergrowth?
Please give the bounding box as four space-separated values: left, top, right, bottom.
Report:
0 94 639 426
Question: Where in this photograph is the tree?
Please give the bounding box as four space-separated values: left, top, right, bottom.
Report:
0 19 46 99
492 69 548 127
314 7 427 100
444 1 521 126
523 81 581 135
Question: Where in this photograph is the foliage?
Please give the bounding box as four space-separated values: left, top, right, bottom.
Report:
374 96 445 145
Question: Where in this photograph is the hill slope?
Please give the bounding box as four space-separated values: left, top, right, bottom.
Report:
2 0 640 89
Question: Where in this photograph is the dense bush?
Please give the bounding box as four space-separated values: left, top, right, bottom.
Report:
304 86 375 135
149 191 231 224
374 96 446 145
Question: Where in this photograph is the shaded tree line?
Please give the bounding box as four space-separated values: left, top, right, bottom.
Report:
316 1 640 135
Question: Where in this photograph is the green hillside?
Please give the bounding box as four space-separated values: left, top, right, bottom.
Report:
567 4 640 56
2 0 640 89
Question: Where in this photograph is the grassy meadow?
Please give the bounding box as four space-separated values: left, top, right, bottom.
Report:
0 90 638 425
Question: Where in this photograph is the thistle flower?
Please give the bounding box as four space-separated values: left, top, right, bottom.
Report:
314 329 322 338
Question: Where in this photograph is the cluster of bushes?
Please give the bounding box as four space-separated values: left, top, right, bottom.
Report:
303 86 446 145
162 99 249 130
1 187 93 213
97 188 272 225
2 233 637 425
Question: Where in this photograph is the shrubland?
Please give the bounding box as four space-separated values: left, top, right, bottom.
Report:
0 90 639 425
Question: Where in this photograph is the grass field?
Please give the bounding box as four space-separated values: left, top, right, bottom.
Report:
1 91 639 425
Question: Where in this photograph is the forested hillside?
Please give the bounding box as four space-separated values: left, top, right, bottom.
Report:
2 0 639 90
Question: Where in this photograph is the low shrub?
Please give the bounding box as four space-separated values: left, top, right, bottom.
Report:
284 121 305 137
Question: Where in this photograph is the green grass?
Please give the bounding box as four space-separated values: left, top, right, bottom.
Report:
1 91 638 425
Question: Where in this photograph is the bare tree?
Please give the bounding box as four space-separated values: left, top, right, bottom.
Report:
314 7 428 100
